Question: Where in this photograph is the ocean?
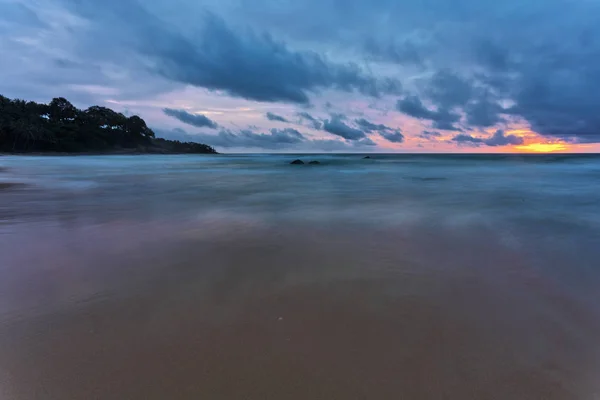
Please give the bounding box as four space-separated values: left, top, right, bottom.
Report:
1 154 600 399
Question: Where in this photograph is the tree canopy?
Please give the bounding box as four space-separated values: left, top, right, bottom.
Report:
0 95 216 154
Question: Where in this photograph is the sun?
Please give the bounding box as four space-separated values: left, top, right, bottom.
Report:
514 143 568 153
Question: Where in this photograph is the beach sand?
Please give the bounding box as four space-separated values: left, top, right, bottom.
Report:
1 220 599 399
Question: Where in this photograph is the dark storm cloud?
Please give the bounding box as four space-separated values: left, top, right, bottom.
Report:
184 128 306 149
355 118 392 133
63 0 402 104
461 7 600 142
150 15 402 103
323 115 366 141
406 70 505 131
297 112 317 121
451 130 523 147
483 129 524 146
432 120 461 131
425 70 472 108
269 0 600 143
163 108 218 129
363 37 425 66
465 96 504 128
419 130 441 139
267 128 306 143
419 70 506 130
427 2 600 142
396 96 461 131
157 127 370 151
7 0 600 145
297 111 322 129
505 71 600 142
473 40 515 73
353 118 403 143
265 112 289 122
452 134 483 145
358 137 377 146
380 130 404 143
396 96 436 120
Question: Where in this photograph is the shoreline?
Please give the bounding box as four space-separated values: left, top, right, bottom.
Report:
4 151 600 157
0 150 220 156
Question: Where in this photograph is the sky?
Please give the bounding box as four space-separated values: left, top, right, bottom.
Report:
1 0 600 153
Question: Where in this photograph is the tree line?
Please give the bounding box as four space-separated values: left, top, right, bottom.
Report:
0 95 217 154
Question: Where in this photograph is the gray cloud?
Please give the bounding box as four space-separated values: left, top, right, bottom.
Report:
380 130 404 143
180 128 306 149
483 129 524 146
355 118 392 133
156 127 371 151
465 96 504 128
267 128 306 144
358 137 377 146
396 96 461 131
506 72 600 142
397 70 506 131
425 70 473 109
62 1 402 104
396 96 436 120
163 108 218 129
432 120 461 131
452 134 484 145
420 2 600 142
469 12 600 142
424 71 506 130
155 15 401 103
297 111 322 129
297 112 317 121
419 130 441 139
353 117 403 143
247 0 600 143
6 0 600 145
407 70 508 131
363 37 426 67
265 112 289 122
323 115 366 140
452 129 523 147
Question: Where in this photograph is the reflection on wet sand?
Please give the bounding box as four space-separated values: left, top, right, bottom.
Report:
1 221 599 399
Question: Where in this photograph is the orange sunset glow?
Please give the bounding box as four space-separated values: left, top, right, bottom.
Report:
502 128 572 153
514 142 568 153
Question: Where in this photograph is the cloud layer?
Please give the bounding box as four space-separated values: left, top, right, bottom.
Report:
452 130 524 147
323 115 366 141
163 108 218 129
2 0 600 150
265 112 289 122
158 127 373 151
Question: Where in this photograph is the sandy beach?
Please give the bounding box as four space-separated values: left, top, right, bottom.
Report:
1 154 600 399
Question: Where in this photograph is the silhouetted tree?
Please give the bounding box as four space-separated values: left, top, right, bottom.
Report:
0 94 216 154
126 115 155 138
49 97 77 123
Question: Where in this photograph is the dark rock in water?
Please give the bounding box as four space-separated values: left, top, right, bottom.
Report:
0 182 26 190
404 177 446 182
363 156 372 159
290 159 305 165
308 161 321 165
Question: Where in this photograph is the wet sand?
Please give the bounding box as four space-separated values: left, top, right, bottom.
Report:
2 220 599 399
